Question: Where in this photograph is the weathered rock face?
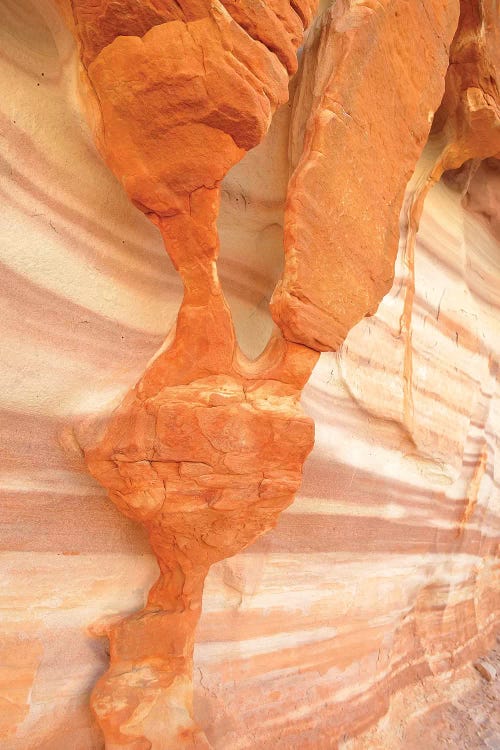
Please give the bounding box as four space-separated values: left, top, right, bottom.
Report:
271 0 460 350
85 337 317 745
56 2 321 744
0 0 499 749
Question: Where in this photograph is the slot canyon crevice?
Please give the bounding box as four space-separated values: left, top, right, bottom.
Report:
1 0 499 748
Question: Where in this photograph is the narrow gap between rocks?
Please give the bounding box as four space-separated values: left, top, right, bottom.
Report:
216 102 290 361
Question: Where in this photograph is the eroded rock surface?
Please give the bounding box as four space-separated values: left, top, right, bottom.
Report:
54 0 322 744
271 0 460 350
0 0 499 748
86 341 317 745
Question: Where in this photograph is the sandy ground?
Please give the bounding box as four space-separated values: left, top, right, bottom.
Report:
405 643 500 749
345 637 500 750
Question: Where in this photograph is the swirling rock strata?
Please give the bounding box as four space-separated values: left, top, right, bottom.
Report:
1 0 499 747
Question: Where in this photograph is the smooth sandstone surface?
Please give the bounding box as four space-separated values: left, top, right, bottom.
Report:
0 0 499 748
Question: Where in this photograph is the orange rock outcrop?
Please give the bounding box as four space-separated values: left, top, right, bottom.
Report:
58 1 321 744
271 0 460 350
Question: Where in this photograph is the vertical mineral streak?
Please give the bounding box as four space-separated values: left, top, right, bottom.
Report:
397 0 500 440
45 0 499 746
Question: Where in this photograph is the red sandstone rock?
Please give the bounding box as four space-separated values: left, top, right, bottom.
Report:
433 0 500 169
86 338 316 746
270 0 460 351
56 1 320 745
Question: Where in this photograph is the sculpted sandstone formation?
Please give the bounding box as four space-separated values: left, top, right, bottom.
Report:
60 2 321 744
0 0 499 748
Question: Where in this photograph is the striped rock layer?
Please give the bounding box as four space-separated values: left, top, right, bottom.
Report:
0 0 499 748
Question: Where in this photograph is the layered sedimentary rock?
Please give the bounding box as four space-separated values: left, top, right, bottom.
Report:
1 0 499 748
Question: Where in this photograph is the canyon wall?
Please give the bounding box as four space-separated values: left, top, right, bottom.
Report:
0 0 499 748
